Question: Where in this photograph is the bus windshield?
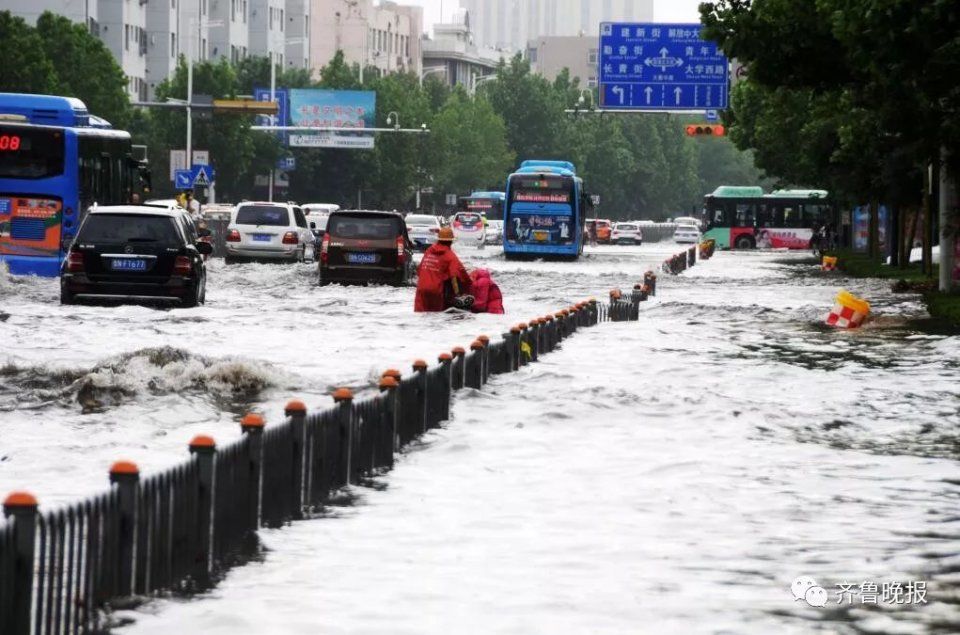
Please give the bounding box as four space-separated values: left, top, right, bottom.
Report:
0 126 65 179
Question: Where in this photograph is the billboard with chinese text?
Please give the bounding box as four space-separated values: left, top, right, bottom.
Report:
289 89 376 149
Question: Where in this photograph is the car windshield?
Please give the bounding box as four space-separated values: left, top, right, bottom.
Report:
456 214 481 224
678 224 699 231
328 215 400 240
406 215 437 226
79 214 180 244
618 224 638 231
236 205 289 226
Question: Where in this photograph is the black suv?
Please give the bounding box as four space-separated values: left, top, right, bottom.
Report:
319 210 414 285
60 205 212 307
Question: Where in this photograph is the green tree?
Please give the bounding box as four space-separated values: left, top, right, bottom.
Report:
0 11 57 94
151 57 273 200
235 55 314 95
428 88 514 198
34 12 130 126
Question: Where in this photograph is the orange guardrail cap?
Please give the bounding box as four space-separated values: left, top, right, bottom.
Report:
3 491 38 508
438 352 453 361
189 434 216 449
413 359 428 370
379 376 399 389
284 399 307 414
452 346 466 355
381 368 402 380
545 315 554 322
554 311 565 319
241 412 266 428
518 322 528 330
478 334 490 344
470 339 484 350
110 460 140 475
510 325 522 334
332 388 354 402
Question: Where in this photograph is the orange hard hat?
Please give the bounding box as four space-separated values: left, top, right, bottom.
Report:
438 227 455 242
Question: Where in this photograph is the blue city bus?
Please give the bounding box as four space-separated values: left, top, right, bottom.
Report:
0 93 148 276
503 160 589 260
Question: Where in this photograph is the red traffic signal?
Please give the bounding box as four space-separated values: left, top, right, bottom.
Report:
685 124 726 137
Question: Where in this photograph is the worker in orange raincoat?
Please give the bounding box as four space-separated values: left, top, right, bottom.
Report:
414 227 472 312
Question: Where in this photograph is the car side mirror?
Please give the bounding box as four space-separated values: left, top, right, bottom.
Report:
196 241 214 256
310 221 316 229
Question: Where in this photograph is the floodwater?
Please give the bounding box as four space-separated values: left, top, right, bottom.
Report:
1 244 958 634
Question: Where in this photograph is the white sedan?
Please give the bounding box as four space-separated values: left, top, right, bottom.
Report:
451 211 486 247
405 214 442 250
611 222 643 245
674 223 702 244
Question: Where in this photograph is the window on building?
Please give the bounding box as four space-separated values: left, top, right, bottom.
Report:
528 47 537 63
201 37 207 59
171 33 176 57
232 0 237 22
269 7 273 29
587 77 598 88
243 0 247 23
588 49 598 64
201 0 206 16
280 9 284 31
171 0 175 8
124 25 129 51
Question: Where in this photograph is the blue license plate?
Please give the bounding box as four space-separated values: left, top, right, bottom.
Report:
252 234 272 242
347 252 377 264
110 258 147 272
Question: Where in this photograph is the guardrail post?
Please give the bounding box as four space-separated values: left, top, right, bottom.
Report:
412 360 428 433
451 347 466 389
284 400 307 520
644 271 657 296
477 336 490 384
513 324 527 366
240 413 265 530
108 460 139 597
331 389 354 486
467 340 484 387
556 311 568 340
188 435 215 589
509 325 522 370
378 376 399 466
589 299 599 325
3 491 37 635
529 319 540 361
438 353 453 421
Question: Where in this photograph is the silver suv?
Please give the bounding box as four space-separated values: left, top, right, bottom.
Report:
225 202 316 264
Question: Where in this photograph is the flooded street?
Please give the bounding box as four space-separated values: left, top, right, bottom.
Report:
2 245 958 633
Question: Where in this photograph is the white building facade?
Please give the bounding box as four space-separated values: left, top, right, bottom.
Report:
309 0 422 80
285 0 311 69
460 0 654 53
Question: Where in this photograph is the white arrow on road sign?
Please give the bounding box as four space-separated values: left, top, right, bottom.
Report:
612 85 625 105
644 86 653 105
674 87 683 105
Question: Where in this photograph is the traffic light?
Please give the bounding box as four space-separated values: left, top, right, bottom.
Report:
685 124 726 137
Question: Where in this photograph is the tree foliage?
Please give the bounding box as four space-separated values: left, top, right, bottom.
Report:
701 0 959 205
0 10 129 122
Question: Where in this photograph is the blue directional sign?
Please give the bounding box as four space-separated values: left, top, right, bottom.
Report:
254 87 289 143
599 23 729 110
276 156 296 171
174 169 194 189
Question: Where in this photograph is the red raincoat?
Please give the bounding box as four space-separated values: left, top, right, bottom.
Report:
470 268 504 314
414 243 471 312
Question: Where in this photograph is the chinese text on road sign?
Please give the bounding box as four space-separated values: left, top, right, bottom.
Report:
599 23 729 110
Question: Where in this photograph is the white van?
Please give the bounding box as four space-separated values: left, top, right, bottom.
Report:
303 203 340 236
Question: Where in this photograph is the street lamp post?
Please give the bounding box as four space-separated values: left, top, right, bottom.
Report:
386 111 400 131
420 66 448 88
471 73 498 95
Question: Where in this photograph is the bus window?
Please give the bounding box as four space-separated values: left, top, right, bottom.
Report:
735 203 756 227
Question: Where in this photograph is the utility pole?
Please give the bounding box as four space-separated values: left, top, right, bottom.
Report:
268 51 276 202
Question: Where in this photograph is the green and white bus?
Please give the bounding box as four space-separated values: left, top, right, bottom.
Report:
701 186 834 250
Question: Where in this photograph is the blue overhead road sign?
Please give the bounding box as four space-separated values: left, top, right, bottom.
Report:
174 169 194 189
599 23 729 110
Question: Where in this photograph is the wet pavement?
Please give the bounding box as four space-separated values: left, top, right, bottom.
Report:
1 245 958 633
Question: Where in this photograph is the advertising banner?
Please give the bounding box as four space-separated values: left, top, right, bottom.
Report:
288 89 376 150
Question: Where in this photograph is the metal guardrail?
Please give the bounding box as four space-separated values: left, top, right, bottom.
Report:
0 294 661 635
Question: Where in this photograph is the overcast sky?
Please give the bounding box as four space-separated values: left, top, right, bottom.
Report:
406 0 704 33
